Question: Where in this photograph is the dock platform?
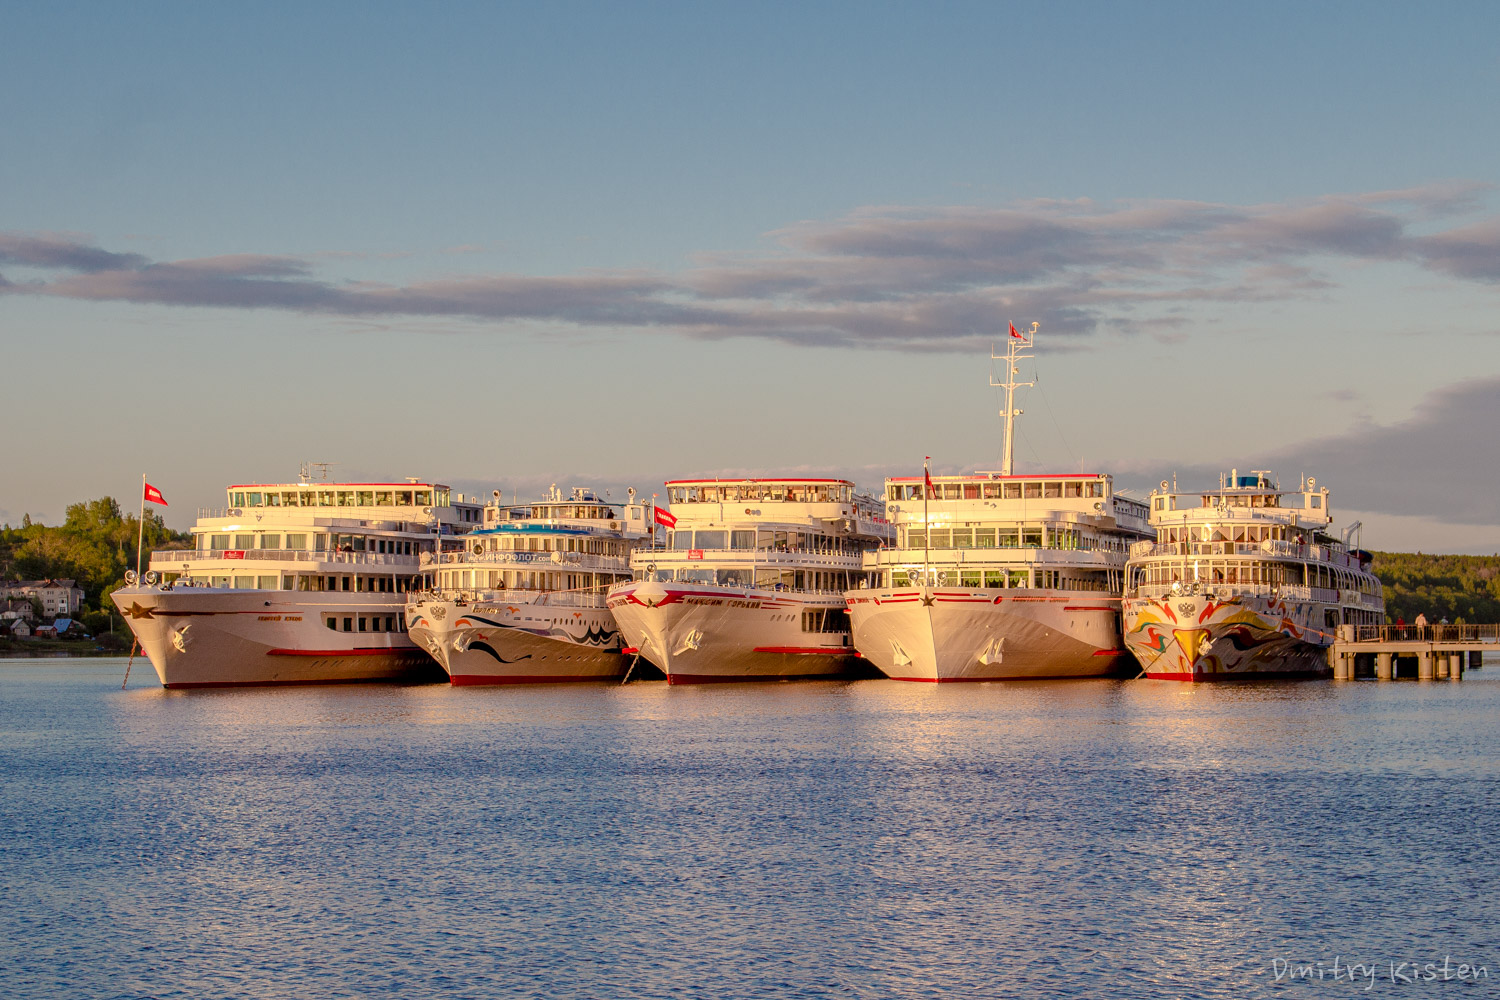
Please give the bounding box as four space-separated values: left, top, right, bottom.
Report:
1330 624 1496 680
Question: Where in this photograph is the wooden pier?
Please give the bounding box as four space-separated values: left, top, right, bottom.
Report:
1330 624 1495 681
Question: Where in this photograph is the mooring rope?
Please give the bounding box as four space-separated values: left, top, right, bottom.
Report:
122 637 139 690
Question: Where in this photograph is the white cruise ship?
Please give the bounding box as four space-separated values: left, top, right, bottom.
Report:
1121 470 1384 680
844 325 1152 681
606 478 893 682
407 486 650 684
112 473 483 688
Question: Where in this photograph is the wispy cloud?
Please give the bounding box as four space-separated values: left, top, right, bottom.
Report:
3 182 1496 352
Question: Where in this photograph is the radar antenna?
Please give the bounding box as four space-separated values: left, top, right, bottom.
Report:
990 323 1038 476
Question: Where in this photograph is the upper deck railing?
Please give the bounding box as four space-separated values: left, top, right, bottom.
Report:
434 550 627 572
1128 539 1363 567
150 549 420 568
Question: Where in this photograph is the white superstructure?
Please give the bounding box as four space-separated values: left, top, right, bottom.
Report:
1121 470 1384 680
844 326 1151 681
607 479 893 682
112 473 483 688
407 486 650 684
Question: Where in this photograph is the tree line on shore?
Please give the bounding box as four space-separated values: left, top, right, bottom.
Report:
2 498 1498 637
1 497 190 643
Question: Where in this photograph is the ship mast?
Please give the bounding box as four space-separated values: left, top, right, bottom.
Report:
990 323 1038 476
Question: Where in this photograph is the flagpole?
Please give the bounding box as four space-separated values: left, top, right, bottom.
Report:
136 473 146 579
923 456 930 588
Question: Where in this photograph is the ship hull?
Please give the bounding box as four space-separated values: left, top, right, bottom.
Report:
845 588 1128 681
1122 593 1332 681
111 586 441 688
607 583 860 683
406 598 626 684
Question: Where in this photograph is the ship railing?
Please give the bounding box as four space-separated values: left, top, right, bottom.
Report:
1130 582 1332 602
629 549 866 568
150 548 420 567
1352 624 1500 644
867 548 1122 568
1127 539 1358 564
434 550 624 572
418 588 609 610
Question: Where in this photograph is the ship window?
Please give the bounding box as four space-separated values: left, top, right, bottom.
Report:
1311 495 1322 508
1003 483 1021 499
985 570 1005 588
982 483 1002 499
695 530 727 550
928 529 951 549
1023 482 1042 498
974 529 996 548
1023 528 1043 547
233 576 255 589
1044 482 1062 498
888 485 901 500
356 491 375 506
1088 483 1104 498
414 489 432 506
326 617 337 630
375 491 394 505
731 530 756 549
285 534 307 550
998 529 1018 548
907 530 926 549
358 617 367 632
950 529 972 549
961 570 982 587
266 493 282 507
235 534 255 549
210 534 230 549
1065 482 1083 498
260 534 280 549
963 484 980 499
246 492 262 506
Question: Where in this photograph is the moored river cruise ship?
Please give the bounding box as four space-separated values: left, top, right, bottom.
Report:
1121 470 1384 681
112 474 483 688
846 472 1149 680
407 486 649 684
607 478 893 682
845 323 1150 681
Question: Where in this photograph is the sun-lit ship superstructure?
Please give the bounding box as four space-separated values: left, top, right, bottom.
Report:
1121 470 1384 680
111 472 483 688
606 479 893 683
844 325 1151 681
406 486 649 684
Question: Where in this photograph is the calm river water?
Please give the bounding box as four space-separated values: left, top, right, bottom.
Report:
2 657 1496 999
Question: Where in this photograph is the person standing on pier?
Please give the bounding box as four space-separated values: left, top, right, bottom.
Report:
1415 611 1428 638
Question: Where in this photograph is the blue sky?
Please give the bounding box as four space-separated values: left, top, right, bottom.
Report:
5 2 1499 551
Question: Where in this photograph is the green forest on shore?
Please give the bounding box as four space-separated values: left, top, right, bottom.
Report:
2 498 1498 652
1 497 190 650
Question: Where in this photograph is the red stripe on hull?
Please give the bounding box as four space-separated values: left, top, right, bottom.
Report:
665 671 854 685
449 674 621 686
162 676 418 690
267 647 414 656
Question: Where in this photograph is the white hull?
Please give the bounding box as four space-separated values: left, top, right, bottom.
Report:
844 587 1128 681
1122 593 1333 680
608 582 859 683
111 586 440 688
406 597 626 684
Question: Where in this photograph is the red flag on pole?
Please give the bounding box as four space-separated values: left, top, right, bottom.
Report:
924 457 933 499
143 482 168 506
1009 321 1024 340
653 506 677 528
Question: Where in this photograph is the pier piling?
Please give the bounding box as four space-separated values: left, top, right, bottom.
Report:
1330 625 1496 683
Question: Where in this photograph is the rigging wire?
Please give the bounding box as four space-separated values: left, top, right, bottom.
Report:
1033 371 1083 472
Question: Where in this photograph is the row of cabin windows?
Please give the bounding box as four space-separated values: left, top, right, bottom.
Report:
639 568 858 592
888 481 1105 501
231 488 445 508
167 573 424 592
473 536 628 556
669 484 855 504
438 570 628 590
204 534 418 554
666 529 861 554
1160 525 1291 544
1134 560 1380 595
886 568 1109 590
902 526 1098 550
326 615 406 633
